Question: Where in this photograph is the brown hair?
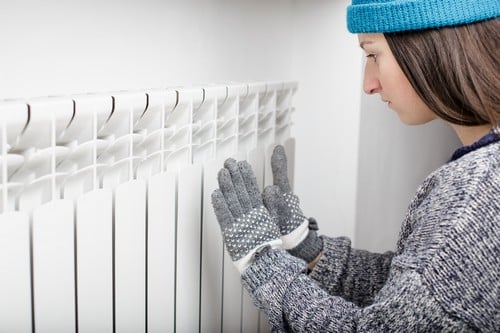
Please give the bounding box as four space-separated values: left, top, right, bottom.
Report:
385 18 500 126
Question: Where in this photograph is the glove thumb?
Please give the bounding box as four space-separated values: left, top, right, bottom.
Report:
271 145 292 193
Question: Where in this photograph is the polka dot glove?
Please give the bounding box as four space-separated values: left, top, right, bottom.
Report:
211 158 282 274
263 145 323 263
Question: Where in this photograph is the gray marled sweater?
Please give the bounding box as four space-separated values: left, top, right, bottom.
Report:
242 140 499 332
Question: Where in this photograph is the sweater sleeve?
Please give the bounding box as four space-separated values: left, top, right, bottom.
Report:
241 249 474 333
308 236 394 306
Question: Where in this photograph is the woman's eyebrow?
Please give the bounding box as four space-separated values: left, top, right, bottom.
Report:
359 41 374 49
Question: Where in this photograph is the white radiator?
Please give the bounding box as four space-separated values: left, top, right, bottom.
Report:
0 81 297 333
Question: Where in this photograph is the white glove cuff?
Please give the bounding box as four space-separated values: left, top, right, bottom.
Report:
281 219 309 250
233 238 282 274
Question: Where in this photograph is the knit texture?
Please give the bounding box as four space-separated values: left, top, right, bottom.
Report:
242 140 499 332
287 229 323 264
347 0 500 33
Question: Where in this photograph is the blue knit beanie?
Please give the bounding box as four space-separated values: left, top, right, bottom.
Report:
347 0 500 33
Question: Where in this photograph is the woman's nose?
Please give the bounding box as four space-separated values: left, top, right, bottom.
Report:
363 65 381 95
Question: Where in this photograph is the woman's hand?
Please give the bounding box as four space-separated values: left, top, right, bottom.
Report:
263 145 323 264
211 158 282 274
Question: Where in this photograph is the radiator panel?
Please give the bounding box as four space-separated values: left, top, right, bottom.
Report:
76 189 113 333
32 200 76 333
147 172 176 333
114 180 147 333
0 212 31 333
176 164 203 333
200 158 224 333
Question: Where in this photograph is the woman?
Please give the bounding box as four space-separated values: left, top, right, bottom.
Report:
212 0 499 331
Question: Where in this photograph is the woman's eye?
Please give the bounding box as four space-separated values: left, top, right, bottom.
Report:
366 54 378 62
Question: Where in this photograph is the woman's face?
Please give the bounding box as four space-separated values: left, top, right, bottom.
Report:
358 33 437 125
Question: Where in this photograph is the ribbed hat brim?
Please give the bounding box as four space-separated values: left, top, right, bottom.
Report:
347 0 500 33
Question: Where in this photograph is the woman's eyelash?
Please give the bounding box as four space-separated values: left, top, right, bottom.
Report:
366 54 378 61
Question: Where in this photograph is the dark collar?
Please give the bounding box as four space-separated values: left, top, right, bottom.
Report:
450 127 499 162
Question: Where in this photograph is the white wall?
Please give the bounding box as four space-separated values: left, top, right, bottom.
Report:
354 95 461 252
0 0 295 98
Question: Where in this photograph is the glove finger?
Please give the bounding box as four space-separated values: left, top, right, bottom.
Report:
224 158 253 213
211 189 234 230
262 185 291 230
237 160 263 208
271 145 292 193
217 168 243 218
262 185 281 217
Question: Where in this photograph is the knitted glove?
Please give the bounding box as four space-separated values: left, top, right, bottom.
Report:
263 145 323 263
211 158 282 274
